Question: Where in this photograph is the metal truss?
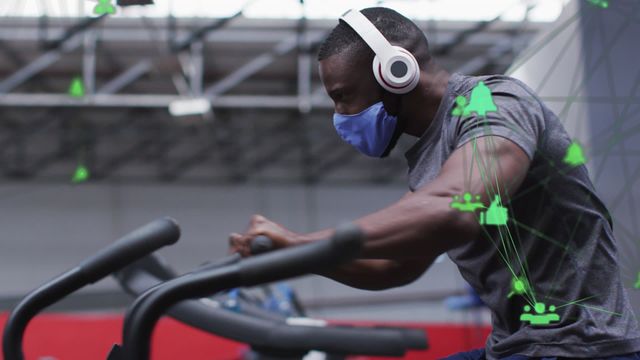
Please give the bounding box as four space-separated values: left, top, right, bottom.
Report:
0 12 541 184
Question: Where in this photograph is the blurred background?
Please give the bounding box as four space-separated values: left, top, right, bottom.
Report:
0 0 638 359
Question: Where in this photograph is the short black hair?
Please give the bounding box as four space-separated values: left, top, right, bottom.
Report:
317 7 430 64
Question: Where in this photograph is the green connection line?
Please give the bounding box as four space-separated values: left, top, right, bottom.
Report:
453 131 518 289
457 86 631 316
461 116 535 304
507 11 582 76
511 220 571 251
473 134 525 272
451 108 538 307
573 303 623 317
572 21 640 286
464 100 636 303
586 0 609 9
541 208 590 303
532 11 588 95
609 222 640 271
553 294 599 309
479 134 537 306
555 10 636 127
452 0 640 326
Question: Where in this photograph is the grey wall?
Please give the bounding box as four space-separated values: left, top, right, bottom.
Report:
579 0 640 312
508 0 640 310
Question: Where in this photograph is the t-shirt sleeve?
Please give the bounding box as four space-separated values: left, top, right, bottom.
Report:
453 78 545 161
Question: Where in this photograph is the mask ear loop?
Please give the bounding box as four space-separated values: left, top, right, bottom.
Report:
380 94 406 158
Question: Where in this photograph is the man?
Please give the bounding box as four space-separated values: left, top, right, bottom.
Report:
229 7 640 359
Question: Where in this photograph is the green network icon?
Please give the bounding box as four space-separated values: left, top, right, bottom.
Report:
563 141 587 167
451 81 498 117
72 164 90 183
450 192 485 212
94 0 116 15
586 0 609 8
635 273 640 289
520 302 560 326
508 277 529 298
68 76 85 98
479 195 509 226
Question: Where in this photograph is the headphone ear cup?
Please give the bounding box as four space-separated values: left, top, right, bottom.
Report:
371 55 389 92
397 47 420 93
371 48 420 94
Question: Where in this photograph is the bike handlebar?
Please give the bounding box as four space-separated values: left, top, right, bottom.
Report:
2 217 180 360
120 223 364 360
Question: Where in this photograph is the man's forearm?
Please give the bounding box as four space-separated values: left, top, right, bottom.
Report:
353 192 477 260
293 194 469 287
315 259 410 290
296 230 433 290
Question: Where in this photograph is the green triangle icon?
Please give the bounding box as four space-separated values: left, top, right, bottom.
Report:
72 165 90 183
69 77 85 98
563 141 587 167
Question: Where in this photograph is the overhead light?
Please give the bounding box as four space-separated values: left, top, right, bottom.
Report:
116 0 154 6
168 97 212 117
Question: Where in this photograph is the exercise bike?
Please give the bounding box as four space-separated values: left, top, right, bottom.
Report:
2 217 181 360
110 227 427 360
2 218 428 360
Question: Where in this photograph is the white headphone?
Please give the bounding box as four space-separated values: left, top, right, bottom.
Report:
340 9 420 94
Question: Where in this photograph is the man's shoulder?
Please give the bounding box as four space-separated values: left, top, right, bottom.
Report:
455 73 544 117
457 73 536 98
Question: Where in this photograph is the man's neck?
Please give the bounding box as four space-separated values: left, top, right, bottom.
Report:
404 64 451 138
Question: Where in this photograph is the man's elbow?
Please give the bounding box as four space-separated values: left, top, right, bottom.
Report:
440 205 481 250
361 274 419 291
379 259 433 290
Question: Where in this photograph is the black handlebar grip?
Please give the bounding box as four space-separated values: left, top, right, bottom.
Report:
331 222 365 249
237 223 363 287
78 217 180 284
250 235 274 255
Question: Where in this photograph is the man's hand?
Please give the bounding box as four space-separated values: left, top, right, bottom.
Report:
228 215 431 291
228 215 300 257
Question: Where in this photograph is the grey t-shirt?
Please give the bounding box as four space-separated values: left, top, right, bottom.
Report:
405 72 640 358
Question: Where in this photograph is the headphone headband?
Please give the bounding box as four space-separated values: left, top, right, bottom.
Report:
340 9 397 66
339 8 420 94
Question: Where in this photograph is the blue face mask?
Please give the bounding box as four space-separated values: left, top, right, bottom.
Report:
333 101 398 158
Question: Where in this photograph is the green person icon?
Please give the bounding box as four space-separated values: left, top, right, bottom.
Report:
450 192 484 212
94 0 116 15
452 96 467 116
520 302 560 326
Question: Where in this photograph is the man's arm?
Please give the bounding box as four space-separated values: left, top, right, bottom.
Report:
230 136 530 289
315 258 433 290
303 137 529 288
295 202 432 290
346 136 530 261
